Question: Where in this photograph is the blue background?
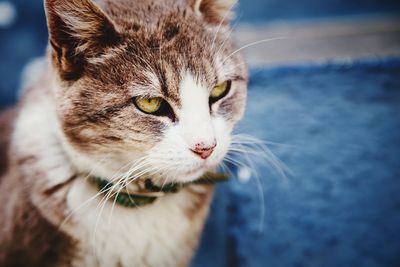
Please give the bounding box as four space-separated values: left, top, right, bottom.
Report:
193 61 400 267
1 1 400 267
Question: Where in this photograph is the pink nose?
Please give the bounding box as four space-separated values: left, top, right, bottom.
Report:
190 143 216 159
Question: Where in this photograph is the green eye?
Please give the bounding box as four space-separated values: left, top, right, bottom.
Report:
135 97 163 114
210 81 231 102
210 81 228 98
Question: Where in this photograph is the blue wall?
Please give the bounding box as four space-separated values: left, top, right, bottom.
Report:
193 60 400 267
0 0 47 108
238 0 400 22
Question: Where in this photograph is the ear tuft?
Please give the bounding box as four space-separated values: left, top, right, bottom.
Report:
193 0 237 24
45 0 120 80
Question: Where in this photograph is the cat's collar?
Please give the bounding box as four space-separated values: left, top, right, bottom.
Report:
90 172 229 208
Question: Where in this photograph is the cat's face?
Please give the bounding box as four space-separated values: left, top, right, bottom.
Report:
46 0 247 183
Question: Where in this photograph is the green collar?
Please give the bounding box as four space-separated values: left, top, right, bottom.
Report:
91 172 229 208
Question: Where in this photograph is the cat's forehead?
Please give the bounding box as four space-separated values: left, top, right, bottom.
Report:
82 0 238 106
101 0 193 26
85 22 228 101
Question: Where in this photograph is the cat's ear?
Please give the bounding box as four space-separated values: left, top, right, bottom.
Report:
44 0 121 80
192 0 237 24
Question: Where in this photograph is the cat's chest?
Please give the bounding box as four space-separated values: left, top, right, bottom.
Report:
63 179 211 267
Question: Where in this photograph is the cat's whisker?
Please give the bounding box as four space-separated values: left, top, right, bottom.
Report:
229 141 266 232
218 161 237 184
100 158 175 214
222 155 245 168
206 17 242 79
224 153 267 232
209 0 238 53
226 133 292 232
98 157 156 208
59 156 152 230
221 37 290 67
214 14 242 57
91 158 157 256
82 153 113 181
106 163 172 221
230 146 289 182
86 169 141 256
230 140 291 179
104 163 178 228
232 133 290 159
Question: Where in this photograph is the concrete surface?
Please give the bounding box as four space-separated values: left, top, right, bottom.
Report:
234 16 400 65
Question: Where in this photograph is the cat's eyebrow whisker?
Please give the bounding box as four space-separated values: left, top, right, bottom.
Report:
206 16 242 79
209 0 238 53
214 13 242 57
206 20 239 79
221 36 290 67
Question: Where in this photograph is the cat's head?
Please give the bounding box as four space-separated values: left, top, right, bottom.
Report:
45 0 247 183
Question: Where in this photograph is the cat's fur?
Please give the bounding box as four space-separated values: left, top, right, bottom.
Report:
0 0 247 266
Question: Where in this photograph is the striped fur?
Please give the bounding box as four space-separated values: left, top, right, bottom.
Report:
0 0 247 266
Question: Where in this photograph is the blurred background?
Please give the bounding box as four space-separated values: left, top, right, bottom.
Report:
1 0 400 266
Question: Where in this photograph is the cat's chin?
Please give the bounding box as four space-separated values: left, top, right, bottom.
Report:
152 165 213 184
175 163 221 183
180 168 208 182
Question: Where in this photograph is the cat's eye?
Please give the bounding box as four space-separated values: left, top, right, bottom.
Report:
209 80 231 103
134 97 163 114
134 96 176 121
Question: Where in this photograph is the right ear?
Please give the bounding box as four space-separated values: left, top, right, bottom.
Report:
44 0 121 80
191 0 237 25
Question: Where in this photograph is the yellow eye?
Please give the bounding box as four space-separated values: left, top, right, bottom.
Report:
210 81 229 99
135 97 163 114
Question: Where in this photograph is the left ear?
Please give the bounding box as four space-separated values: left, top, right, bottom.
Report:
192 0 237 25
45 0 121 80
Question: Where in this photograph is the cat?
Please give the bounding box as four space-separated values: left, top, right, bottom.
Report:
0 0 247 266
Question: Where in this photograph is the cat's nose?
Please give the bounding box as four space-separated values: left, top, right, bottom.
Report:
190 142 216 160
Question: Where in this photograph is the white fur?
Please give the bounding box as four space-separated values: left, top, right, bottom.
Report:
64 178 207 267
179 72 215 149
13 83 76 189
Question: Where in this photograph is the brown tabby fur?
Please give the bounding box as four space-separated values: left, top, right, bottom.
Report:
0 0 247 266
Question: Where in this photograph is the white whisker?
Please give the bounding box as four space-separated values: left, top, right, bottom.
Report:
221 37 289 66
223 133 292 233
